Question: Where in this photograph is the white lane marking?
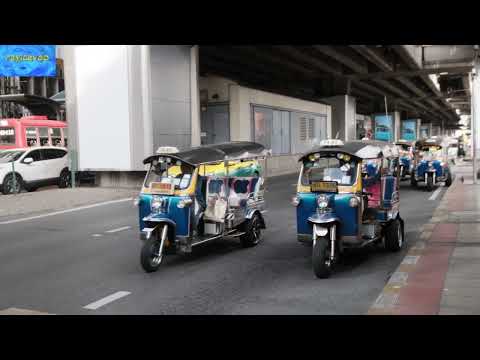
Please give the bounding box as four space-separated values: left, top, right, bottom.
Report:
105 226 132 234
0 198 133 225
428 187 443 201
92 234 103 237
83 291 131 310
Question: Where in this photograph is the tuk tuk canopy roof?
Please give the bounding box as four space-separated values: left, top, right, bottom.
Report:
415 138 444 149
143 142 270 166
299 140 399 162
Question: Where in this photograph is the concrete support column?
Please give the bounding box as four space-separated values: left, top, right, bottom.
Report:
322 95 356 141
471 59 480 182
41 77 47 97
28 77 35 95
190 45 201 147
140 45 153 157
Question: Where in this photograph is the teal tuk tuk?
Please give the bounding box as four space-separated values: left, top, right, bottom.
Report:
292 139 405 278
135 142 270 273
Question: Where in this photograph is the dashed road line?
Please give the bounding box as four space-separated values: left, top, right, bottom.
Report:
428 187 443 201
91 234 103 237
105 226 132 234
83 291 131 310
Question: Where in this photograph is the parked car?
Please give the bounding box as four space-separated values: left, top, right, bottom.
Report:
0 146 71 195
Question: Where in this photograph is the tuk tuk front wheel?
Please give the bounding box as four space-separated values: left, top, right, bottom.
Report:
426 174 434 191
140 225 167 273
384 219 403 252
312 238 332 279
410 172 417 187
240 214 263 248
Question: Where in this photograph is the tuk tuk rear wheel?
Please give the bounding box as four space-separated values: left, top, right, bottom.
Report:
410 172 417 187
384 219 403 252
426 174 434 191
312 238 332 279
140 234 164 273
446 172 453 187
240 214 263 248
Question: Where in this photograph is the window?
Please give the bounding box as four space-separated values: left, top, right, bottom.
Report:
301 156 357 186
0 150 25 163
0 127 15 145
44 149 67 160
26 149 43 162
39 127 49 146
50 128 62 146
292 113 327 154
26 127 38 147
253 106 290 155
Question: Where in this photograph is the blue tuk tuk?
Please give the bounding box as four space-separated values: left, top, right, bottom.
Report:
394 140 414 180
411 138 453 191
135 142 270 273
292 139 405 278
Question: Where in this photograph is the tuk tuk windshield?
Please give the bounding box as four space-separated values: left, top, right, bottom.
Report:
418 145 443 161
301 154 357 186
144 160 194 190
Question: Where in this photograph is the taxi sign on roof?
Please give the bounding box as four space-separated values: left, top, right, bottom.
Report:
156 146 179 154
320 139 344 147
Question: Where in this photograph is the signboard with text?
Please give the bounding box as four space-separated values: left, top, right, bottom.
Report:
0 45 56 76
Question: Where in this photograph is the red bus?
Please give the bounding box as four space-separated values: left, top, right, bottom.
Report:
0 116 68 150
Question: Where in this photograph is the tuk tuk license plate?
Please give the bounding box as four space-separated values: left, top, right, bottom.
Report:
311 181 338 193
150 182 174 194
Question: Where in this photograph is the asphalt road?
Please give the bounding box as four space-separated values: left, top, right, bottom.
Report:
0 174 445 314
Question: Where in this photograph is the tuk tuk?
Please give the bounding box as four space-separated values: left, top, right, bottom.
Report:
135 142 270 273
411 138 453 191
394 139 414 180
292 139 405 279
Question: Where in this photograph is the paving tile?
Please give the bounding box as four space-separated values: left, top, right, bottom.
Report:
441 294 480 311
397 285 443 308
443 277 480 289
393 305 437 315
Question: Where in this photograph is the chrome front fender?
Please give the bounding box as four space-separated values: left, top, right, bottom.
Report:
307 212 340 225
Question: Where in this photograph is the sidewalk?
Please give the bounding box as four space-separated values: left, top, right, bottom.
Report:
0 186 138 220
369 160 480 315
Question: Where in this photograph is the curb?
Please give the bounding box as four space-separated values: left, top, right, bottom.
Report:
367 177 459 315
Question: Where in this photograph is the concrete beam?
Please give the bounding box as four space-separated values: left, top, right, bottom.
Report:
313 45 368 74
345 66 473 80
272 46 344 76
232 46 319 77
350 45 393 71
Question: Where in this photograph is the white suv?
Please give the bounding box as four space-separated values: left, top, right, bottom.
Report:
0 147 70 195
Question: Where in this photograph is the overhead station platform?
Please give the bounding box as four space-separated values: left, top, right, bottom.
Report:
199 45 475 130
60 45 478 187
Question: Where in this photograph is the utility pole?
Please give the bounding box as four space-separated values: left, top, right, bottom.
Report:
472 47 479 184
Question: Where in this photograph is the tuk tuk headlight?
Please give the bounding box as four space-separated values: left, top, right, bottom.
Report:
317 194 329 209
291 196 301 207
133 196 141 207
349 196 360 208
151 195 163 213
177 198 193 208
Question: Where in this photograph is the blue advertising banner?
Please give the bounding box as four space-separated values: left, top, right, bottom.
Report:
0 45 56 77
374 114 393 142
420 125 429 139
401 120 417 141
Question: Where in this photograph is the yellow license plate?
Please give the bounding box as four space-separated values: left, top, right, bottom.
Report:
311 181 338 193
150 182 174 194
